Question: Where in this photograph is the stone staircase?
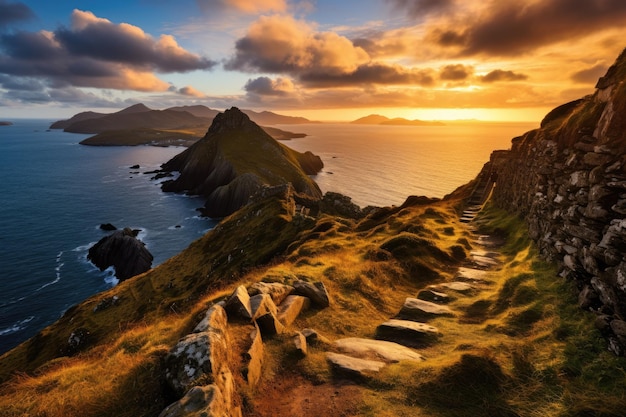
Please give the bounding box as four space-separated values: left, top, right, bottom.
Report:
325 207 503 379
460 165 497 223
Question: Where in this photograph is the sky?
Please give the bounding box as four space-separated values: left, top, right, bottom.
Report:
1 0 626 121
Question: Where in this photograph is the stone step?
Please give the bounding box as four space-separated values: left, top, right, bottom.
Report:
375 319 440 348
471 254 501 269
334 337 425 363
470 249 500 259
430 281 476 294
398 298 455 321
326 352 386 378
417 289 452 303
455 267 492 284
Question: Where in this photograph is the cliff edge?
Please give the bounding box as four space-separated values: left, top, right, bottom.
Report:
160 107 323 217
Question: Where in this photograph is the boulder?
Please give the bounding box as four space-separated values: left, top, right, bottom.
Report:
301 328 331 347
294 332 307 357
164 326 229 397
325 352 385 378
247 282 293 305
398 298 455 321
334 338 425 363
87 227 153 281
249 293 279 321
193 303 227 334
242 325 264 388
292 281 330 308
375 319 440 348
255 310 285 336
224 285 252 320
158 385 228 417
277 295 311 326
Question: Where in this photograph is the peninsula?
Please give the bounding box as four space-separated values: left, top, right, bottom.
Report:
51 104 312 146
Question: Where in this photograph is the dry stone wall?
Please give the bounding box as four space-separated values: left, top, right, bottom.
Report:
481 50 626 355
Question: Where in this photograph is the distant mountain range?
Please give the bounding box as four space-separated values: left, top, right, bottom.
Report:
351 114 445 126
50 104 314 145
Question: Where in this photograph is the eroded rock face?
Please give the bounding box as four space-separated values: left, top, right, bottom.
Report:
87 227 153 281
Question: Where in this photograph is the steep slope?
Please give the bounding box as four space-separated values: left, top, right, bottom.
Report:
160 107 323 217
476 47 626 355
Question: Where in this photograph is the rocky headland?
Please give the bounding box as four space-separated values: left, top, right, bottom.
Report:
3 51 626 417
158 107 323 217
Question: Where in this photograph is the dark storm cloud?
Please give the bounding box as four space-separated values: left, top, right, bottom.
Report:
299 63 435 88
439 64 472 81
430 0 626 56
478 69 528 83
0 0 34 28
0 10 216 93
386 0 456 17
245 77 288 96
54 10 216 72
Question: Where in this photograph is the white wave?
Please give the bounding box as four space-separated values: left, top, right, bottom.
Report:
0 316 35 336
103 267 119 287
73 241 97 252
35 251 64 292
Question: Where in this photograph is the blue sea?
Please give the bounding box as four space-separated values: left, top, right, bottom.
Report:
0 120 215 354
0 119 536 355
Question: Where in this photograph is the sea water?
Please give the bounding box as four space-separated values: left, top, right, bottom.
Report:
0 120 215 353
285 122 536 207
0 119 536 354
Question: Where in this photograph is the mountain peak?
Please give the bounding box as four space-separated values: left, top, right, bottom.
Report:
116 103 152 114
207 107 259 134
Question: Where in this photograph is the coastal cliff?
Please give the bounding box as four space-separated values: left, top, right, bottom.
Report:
478 48 626 354
4 54 626 417
160 107 323 217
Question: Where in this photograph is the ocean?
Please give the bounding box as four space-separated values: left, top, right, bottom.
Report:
0 119 536 354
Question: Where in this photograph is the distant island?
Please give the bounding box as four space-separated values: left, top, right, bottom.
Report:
351 114 445 126
0 121 12 126
51 104 313 146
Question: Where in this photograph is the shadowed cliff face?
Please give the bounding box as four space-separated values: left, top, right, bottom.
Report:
161 107 323 217
480 47 626 355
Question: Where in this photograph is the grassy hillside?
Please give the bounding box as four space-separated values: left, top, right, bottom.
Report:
0 186 624 416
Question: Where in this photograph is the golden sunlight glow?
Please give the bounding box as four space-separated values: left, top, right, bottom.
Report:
277 107 551 123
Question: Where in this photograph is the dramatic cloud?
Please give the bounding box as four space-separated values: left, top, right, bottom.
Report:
299 63 435 88
439 64 473 81
55 10 216 73
226 15 369 75
427 0 626 56
0 0 34 28
196 0 287 14
0 9 216 96
571 63 609 84
478 69 528 83
227 15 439 88
245 76 295 96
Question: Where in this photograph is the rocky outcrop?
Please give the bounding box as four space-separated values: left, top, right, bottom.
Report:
87 227 153 281
479 48 626 354
160 107 323 218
